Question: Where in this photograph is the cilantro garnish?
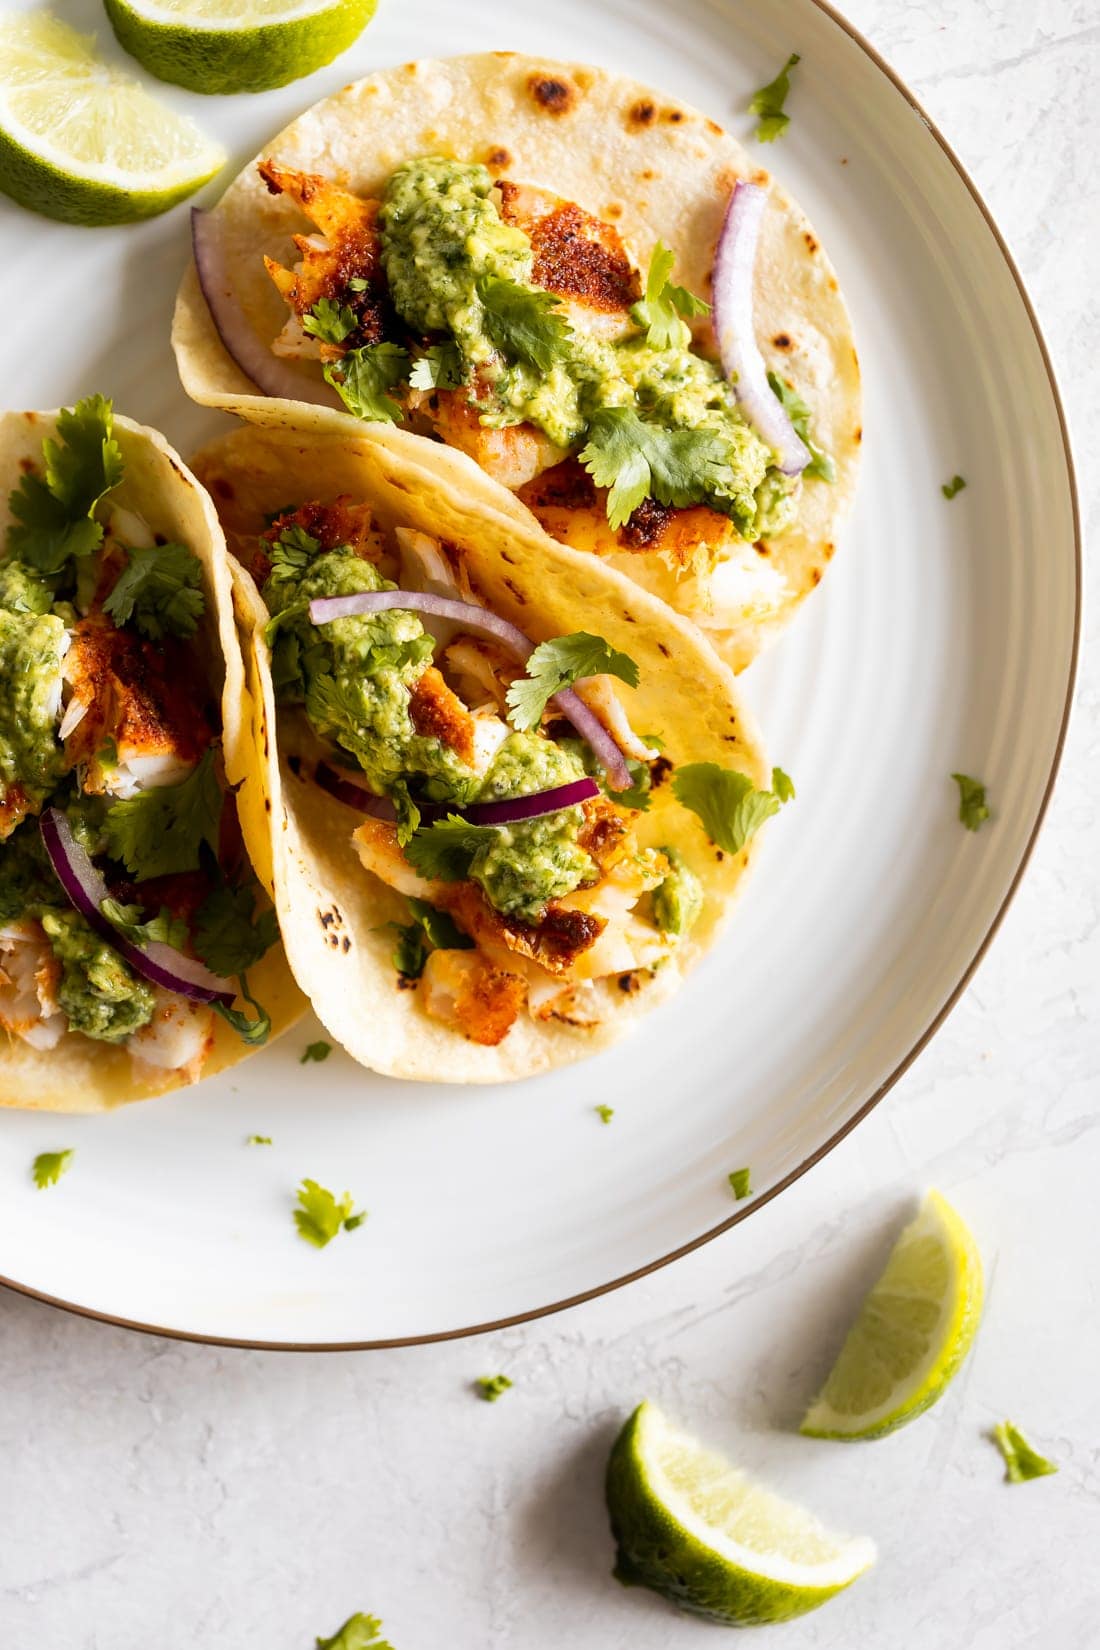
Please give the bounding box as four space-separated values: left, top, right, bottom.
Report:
990 1421 1058 1484
952 772 990 832
475 1374 513 1402
246 1134 272 1146
579 407 739 531
505 632 640 732
268 523 321 580
632 240 710 350
193 880 279 977
99 898 188 952
102 542 206 640
609 757 654 812
104 746 222 881
7 394 123 575
766 372 836 483
32 1149 73 1189
749 52 801 142
300 1040 332 1064
324 343 410 423
316 1613 395 1650
673 762 793 855
477 275 571 372
294 1178 366 1248
771 766 796 803
404 815 498 883
212 976 272 1047
942 474 967 500
385 920 429 980
409 341 464 391
728 1167 752 1200
383 895 473 978
303 297 357 347
596 1104 615 1125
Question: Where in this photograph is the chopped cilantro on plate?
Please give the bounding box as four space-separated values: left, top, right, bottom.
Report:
315 1613 396 1650
749 52 801 142
300 1040 332 1065
32 1148 74 1189
294 1178 367 1249
952 772 990 832
728 1167 752 1200
990 1421 1058 1484
942 474 967 500
475 1374 513 1402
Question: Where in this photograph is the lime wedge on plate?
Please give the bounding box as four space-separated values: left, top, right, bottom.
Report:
606 1401 875 1625
105 0 378 95
802 1189 983 1440
0 13 224 226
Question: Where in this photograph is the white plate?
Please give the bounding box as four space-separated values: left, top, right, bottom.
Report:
0 0 1078 1346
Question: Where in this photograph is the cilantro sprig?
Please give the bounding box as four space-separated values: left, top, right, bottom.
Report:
104 746 222 881
749 52 801 142
324 343 410 423
404 816 497 884
303 297 357 347
767 372 836 484
193 881 279 977
942 474 967 500
316 1613 395 1650
409 342 464 391
632 241 710 350
7 395 123 575
475 1374 513 1402
990 1421 1058 1484
952 772 990 832
294 1179 367 1249
102 542 206 640
505 633 640 732
100 898 188 952
300 1040 332 1065
728 1167 752 1200
32 1149 74 1189
673 762 794 855
477 275 571 372
384 895 472 980
579 407 740 531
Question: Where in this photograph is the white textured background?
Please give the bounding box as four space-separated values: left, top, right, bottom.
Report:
1 1 1097 1645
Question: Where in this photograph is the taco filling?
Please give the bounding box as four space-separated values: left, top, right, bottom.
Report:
0 399 280 1081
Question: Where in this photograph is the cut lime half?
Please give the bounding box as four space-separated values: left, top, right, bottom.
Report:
105 0 379 95
0 13 224 227
802 1189 983 1440
606 1401 875 1626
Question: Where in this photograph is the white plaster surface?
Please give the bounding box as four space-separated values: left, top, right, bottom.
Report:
1 1 1097 1645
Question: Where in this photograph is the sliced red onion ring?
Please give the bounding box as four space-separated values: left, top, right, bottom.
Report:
39 809 233 1007
314 762 397 820
314 762 599 828
712 182 810 476
308 589 634 791
191 209 337 408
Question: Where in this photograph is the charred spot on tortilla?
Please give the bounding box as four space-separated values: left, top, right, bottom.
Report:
810 567 822 586
772 333 793 352
627 99 656 128
657 641 671 658
341 936 351 952
804 231 819 254
486 146 511 170
528 74 576 115
755 541 770 557
650 756 673 790
823 541 836 560
618 971 643 994
502 578 527 606
855 426 863 444
705 118 723 135
397 973 417 991
661 107 685 124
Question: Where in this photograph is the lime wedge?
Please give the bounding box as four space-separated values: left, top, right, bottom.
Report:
0 13 224 227
802 1189 983 1440
104 0 378 95
606 1402 875 1625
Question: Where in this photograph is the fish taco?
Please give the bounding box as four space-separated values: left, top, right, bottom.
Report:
173 52 860 674
191 418 792 1084
0 400 303 1112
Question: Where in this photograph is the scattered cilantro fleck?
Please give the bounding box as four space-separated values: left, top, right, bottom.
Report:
300 1040 332 1065
632 240 710 350
505 633 639 732
942 474 967 500
345 276 370 293
104 746 222 881
294 1178 367 1248
749 52 801 142
766 372 836 483
246 1134 272 1146
404 815 498 883
991 1421 1058 1484
384 920 430 980
771 766 796 803
579 407 742 531
99 898 188 952
408 341 464 390
477 275 571 372
303 297 357 347
728 1167 752 1200
7 395 123 574
596 1104 615 1125
324 343 410 424
212 975 271 1047
475 1374 513 1402
32 1149 74 1189
316 1613 395 1650
952 772 990 832
193 881 279 977
673 762 793 855
102 542 205 640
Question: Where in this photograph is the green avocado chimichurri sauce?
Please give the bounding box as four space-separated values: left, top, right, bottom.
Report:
40 908 156 1043
0 608 68 808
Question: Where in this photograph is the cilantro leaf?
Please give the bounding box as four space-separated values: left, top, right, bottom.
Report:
99 898 188 952
316 1613 395 1650
596 1104 614 1125
104 747 222 881
673 762 793 854
7 394 123 574
409 341 465 391
766 372 836 483
269 523 320 578
406 895 471 952
477 275 571 372
579 407 740 531
728 1167 752 1200
771 766 796 803
193 881 279 977
212 975 272 1046
942 474 967 500
247 1134 272 1146
404 815 498 883
952 772 990 832
102 542 206 640
324 344 410 423
300 1040 332 1064
303 297 357 347
990 1421 1058 1484
475 1374 513 1402
505 632 640 732
608 757 653 812
32 1149 74 1189
385 921 429 979
382 896 472 979
749 52 800 142
294 1178 366 1249
632 241 710 350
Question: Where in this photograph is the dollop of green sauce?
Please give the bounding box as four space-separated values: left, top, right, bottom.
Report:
0 607 68 813
652 845 704 939
40 908 156 1043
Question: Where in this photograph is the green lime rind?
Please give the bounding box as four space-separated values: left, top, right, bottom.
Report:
606 1403 873 1626
0 123 222 226
104 0 378 95
801 1190 984 1441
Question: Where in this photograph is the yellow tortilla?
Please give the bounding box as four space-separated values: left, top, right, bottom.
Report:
172 51 861 673
0 408 306 1113
190 418 774 1084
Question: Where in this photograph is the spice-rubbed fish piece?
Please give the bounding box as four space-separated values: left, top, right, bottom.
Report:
173 52 861 673
0 399 304 1112
191 419 790 1084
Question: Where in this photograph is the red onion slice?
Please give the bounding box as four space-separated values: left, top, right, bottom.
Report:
314 762 599 827
712 182 810 476
191 209 337 408
308 589 634 791
39 809 234 1007
314 762 397 820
